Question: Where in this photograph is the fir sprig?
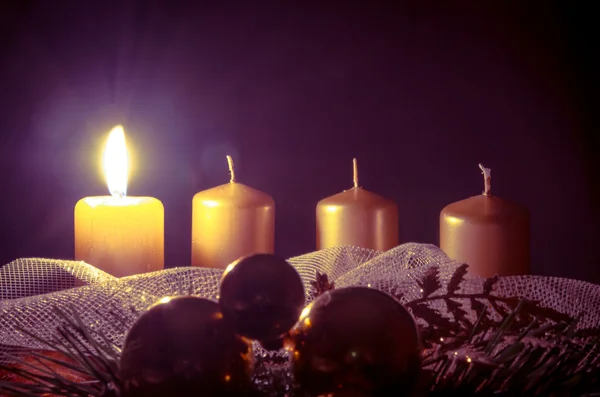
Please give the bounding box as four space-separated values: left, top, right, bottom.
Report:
406 265 575 349
310 271 335 297
1 265 599 397
0 306 123 397
407 265 600 396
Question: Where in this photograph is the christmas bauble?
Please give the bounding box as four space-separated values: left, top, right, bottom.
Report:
286 287 421 397
120 296 253 397
219 253 305 347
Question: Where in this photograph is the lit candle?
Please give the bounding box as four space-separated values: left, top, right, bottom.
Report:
439 164 530 277
316 158 399 251
74 126 164 277
191 155 275 269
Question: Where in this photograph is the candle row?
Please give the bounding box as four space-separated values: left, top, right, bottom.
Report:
74 126 530 279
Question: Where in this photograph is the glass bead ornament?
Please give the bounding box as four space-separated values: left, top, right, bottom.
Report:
219 253 305 349
120 296 253 397
285 287 422 397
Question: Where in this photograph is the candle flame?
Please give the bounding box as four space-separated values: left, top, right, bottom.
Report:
103 125 129 198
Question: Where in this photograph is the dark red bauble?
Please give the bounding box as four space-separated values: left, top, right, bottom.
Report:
219 254 305 347
120 296 253 397
286 287 422 397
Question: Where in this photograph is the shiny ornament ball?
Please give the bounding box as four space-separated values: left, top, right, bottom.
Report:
120 296 253 397
219 253 305 345
286 287 421 397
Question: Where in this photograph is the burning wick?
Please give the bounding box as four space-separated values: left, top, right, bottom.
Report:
479 163 491 196
227 155 236 183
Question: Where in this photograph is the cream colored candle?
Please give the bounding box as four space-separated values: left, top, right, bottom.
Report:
316 159 399 251
191 156 275 269
74 126 164 277
439 164 530 277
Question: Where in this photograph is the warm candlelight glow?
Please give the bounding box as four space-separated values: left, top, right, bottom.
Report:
75 125 164 277
103 125 129 198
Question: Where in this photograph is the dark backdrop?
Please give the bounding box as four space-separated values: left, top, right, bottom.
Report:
1 1 598 282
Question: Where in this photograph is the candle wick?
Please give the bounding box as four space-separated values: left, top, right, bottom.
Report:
478 163 492 196
227 155 236 183
353 158 359 188
110 190 125 199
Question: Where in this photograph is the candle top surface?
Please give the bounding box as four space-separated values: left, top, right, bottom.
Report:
193 182 274 207
441 195 529 223
318 187 396 207
78 196 162 208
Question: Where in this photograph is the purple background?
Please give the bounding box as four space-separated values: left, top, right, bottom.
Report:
1 2 598 282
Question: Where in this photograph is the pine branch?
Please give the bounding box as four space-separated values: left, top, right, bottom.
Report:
310 271 335 297
407 292 519 307
419 266 600 397
0 306 120 397
1 263 598 397
418 267 442 298
447 264 469 294
482 276 499 295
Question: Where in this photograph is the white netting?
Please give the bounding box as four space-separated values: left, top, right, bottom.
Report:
1 243 599 360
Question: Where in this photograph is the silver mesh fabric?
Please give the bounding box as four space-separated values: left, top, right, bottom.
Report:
1 243 599 360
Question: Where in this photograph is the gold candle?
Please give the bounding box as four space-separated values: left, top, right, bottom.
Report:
191 155 275 269
74 126 164 277
439 164 530 277
316 159 399 251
